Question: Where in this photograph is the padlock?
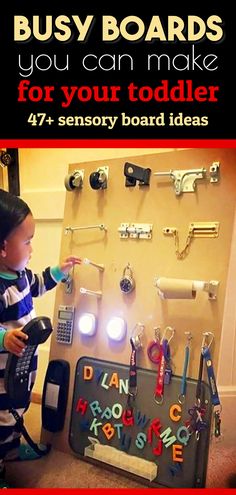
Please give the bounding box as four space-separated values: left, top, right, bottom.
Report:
120 263 135 294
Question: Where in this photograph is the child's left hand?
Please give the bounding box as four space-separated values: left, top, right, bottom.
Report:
60 256 82 275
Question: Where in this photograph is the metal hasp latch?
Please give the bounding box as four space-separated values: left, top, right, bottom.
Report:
163 222 219 238
189 222 219 238
163 222 220 259
154 162 220 195
209 162 220 183
124 162 151 187
118 223 153 239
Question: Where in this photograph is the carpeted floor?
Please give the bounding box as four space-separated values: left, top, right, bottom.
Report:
5 403 236 489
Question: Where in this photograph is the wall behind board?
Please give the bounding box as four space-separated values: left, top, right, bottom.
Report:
45 148 236 453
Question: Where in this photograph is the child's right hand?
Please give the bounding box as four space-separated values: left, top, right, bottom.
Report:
3 328 28 356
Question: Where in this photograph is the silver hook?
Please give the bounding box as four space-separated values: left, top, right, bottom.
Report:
154 393 164 405
153 326 161 342
185 331 193 346
202 331 214 350
162 326 175 344
131 322 145 350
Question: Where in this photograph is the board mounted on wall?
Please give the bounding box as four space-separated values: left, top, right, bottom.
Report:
47 149 236 478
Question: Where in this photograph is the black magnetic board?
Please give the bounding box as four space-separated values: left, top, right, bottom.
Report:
69 357 212 488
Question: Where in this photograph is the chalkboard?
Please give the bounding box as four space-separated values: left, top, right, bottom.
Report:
69 357 212 488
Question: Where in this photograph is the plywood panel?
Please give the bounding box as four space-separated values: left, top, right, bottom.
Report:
0 167 4 188
45 148 236 453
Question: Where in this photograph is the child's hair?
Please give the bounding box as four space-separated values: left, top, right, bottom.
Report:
0 189 31 245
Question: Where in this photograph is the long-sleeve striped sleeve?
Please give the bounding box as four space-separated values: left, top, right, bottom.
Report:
26 266 66 298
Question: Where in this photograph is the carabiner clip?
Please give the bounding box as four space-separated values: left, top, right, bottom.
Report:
154 393 164 405
147 328 162 364
185 331 192 346
201 331 214 350
131 322 145 350
128 387 138 399
178 393 185 405
162 326 175 344
154 326 161 342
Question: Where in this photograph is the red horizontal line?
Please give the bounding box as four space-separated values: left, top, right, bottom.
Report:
2 488 231 493
0 139 236 148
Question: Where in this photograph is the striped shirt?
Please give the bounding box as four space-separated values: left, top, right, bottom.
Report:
0 266 64 460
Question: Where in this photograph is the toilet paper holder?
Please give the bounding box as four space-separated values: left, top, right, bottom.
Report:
154 277 219 300
201 280 219 300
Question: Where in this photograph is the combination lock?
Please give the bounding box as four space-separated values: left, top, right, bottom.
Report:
120 263 135 294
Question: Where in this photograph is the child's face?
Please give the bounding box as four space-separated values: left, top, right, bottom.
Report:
1 213 35 272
